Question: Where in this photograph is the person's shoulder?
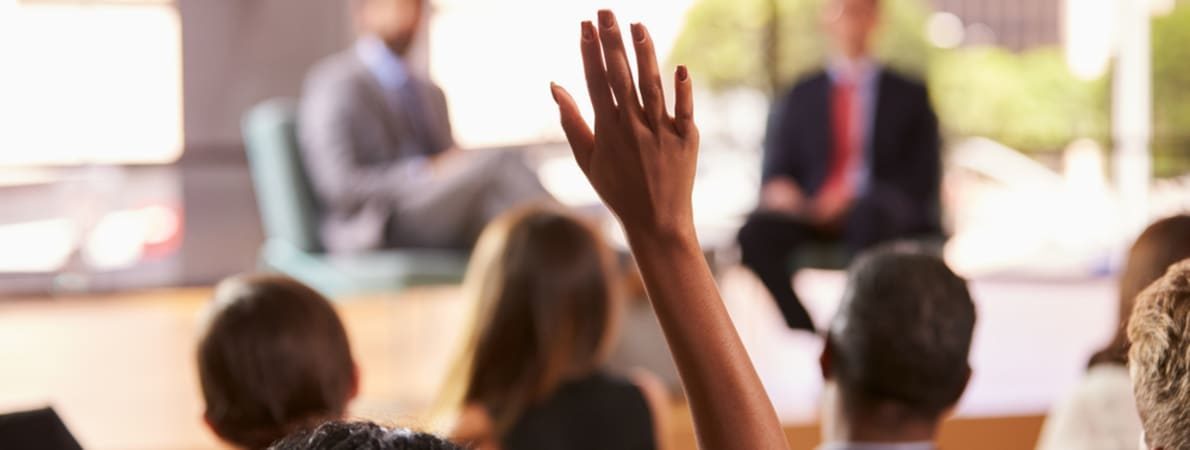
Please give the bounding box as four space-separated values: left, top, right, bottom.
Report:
1060 364 1136 421
772 69 829 113
787 69 830 96
571 370 634 389
586 371 659 411
412 75 448 98
560 371 642 401
1038 364 1141 450
1081 364 1135 397
558 371 656 445
628 369 670 416
876 66 933 114
451 403 499 450
301 49 372 116
305 48 367 91
878 66 928 94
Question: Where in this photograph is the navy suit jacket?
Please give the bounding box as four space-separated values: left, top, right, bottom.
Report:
762 68 942 238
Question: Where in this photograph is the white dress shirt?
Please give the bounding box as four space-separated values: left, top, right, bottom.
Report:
1036 364 1142 450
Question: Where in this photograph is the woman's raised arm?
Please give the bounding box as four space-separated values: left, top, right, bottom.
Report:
549 10 789 450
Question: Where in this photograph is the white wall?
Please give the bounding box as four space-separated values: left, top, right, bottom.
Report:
429 0 697 149
178 0 353 151
0 1 184 165
175 0 699 153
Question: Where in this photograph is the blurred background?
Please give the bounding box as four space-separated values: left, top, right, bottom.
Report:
0 0 1187 448
0 0 1187 292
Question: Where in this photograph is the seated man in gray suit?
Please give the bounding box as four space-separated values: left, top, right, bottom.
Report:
299 0 550 252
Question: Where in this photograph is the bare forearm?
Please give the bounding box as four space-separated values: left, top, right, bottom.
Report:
552 10 787 449
626 227 787 450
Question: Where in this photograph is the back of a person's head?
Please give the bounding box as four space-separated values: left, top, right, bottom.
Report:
827 247 976 422
1120 216 1190 326
1118 216 1190 303
449 205 620 435
269 421 462 450
198 274 357 449
1128 259 1190 450
1093 215 1190 366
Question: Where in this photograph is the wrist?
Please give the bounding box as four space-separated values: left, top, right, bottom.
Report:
624 220 700 255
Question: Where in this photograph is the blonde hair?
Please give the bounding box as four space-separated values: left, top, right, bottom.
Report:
1127 259 1190 450
436 205 623 439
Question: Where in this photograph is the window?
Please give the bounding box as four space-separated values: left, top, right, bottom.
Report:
428 0 697 149
0 0 182 165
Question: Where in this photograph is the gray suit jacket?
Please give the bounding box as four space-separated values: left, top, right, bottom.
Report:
298 48 454 252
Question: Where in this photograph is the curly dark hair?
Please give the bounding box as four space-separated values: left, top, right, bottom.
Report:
269 421 463 450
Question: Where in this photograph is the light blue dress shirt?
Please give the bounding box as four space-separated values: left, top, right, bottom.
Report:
826 57 881 195
355 35 410 97
354 35 433 169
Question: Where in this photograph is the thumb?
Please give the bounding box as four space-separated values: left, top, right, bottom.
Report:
552 83 596 172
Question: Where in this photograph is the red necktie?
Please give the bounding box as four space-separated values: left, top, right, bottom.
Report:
824 80 856 197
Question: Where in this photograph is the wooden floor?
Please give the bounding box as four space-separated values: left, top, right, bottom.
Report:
0 276 1054 450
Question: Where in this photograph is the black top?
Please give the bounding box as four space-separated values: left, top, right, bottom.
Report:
0 407 83 450
502 372 655 450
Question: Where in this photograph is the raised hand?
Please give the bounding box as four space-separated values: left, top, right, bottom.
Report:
550 10 790 450
550 11 698 239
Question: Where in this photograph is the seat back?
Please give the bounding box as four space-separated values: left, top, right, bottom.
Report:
242 99 323 253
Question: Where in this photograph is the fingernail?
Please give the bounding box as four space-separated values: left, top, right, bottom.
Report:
581 21 594 41
630 23 645 43
677 65 689 82
598 10 615 29
550 83 560 103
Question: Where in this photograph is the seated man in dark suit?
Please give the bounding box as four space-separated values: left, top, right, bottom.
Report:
299 0 550 253
738 0 941 331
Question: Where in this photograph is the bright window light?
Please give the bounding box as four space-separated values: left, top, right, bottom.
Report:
1063 0 1113 80
0 219 75 272
0 0 183 166
429 0 697 149
927 12 965 49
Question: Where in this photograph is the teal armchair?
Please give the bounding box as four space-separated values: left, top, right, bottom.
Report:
241 99 468 296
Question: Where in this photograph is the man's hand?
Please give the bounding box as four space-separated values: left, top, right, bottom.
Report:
549 12 698 240
810 184 854 227
760 177 806 214
428 147 464 177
